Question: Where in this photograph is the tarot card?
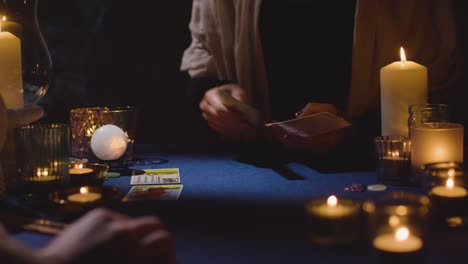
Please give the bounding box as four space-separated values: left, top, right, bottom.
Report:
265 112 351 138
122 184 183 202
130 168 181 185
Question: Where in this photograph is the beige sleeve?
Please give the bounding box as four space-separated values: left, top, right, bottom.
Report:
180 0 218 78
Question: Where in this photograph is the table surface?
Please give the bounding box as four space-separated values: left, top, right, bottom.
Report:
10 143 468 263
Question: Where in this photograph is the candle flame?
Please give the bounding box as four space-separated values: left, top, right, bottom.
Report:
80 187 88 195
78 164 83 169
446 178 454 189
395 227 409 241
400 47 407 64
391 151 400 157
327 195 338 207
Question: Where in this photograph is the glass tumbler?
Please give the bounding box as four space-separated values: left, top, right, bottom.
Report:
15 123 70 197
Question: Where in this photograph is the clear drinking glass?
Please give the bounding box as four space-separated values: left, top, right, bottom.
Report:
15 123 70 197
374 136 412 185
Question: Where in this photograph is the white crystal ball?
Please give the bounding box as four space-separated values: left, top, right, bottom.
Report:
90 124 128 161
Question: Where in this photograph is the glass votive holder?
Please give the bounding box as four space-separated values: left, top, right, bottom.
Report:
408 103 449 138
374 136 412 186
305 195 362 246
363 191 430 264
410 122 464 183
422 162 468 227
70 106 136 165
15 123 70 198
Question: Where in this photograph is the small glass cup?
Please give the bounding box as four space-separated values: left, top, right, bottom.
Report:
422 162 468 227
15 123 70 198
363 191 430 263
408 103 449 138
374 136 412 186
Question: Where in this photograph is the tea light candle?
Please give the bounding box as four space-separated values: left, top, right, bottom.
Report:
90 124 128 161
67 186 102 203
29 168 58 182
373 226 423 253
411 123 464 179
69 164 94 175
380 47 428 136
305 195 362 246
308 195 356 218
431 178 468 198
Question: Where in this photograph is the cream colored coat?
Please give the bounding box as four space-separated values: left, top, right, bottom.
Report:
180 0 462 121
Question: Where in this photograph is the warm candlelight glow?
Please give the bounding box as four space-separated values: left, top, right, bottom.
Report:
400 47 406 64
395 205 408 216
80 186 88 194
0 16 5 32
446 178 454 189
327 195 338 207
448 168 456 178
388 215 400 227
68 186 102 203
395 227 409 241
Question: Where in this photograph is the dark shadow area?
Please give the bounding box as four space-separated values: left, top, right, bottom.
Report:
35 0 194 144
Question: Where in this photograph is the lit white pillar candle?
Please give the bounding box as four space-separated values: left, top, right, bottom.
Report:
0 16 24 109
380 47 427 136
411 123 464 178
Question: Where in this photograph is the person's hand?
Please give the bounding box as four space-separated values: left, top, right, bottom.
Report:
200 84 261 141
39 208 176 264
269 103 346 154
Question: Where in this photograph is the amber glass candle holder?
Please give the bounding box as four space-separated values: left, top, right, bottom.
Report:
363 192 430 264
15 123 70 199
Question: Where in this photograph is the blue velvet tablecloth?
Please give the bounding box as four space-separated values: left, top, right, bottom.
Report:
10 143 468 263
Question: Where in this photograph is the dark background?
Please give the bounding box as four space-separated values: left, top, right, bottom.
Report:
37 0 196 144
34 0 468 145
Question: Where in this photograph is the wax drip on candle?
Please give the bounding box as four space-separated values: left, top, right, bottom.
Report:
400 47 406 64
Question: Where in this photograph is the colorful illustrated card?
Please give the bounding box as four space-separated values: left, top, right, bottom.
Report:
130 168 181 185
122 184 183 202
